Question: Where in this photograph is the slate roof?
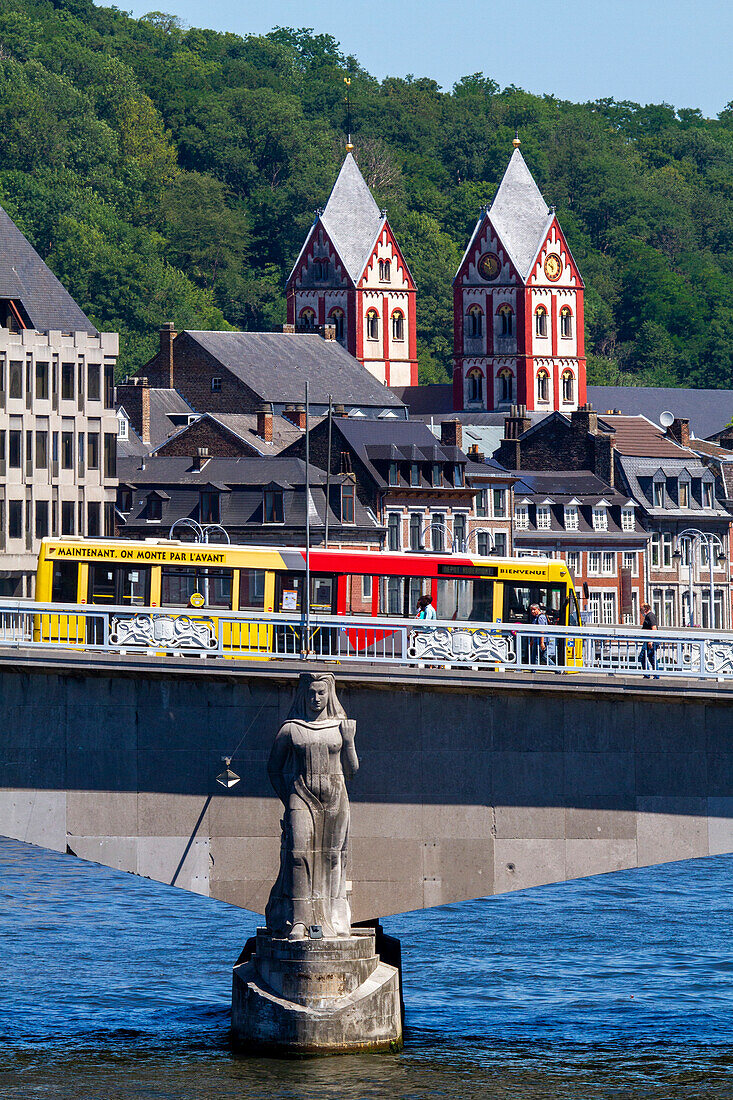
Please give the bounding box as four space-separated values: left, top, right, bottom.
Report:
587 385 733 441
0 206 96 334
615 454 726 519
116 455 380 536
320 154 384 283
488 150 554 279
329 417 474 490
148 389 198 447
510 470 646 544
184 330 406 410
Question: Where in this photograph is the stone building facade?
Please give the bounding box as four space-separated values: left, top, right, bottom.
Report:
0 328 119 594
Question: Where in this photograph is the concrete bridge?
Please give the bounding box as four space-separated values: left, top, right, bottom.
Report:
1 649 732 920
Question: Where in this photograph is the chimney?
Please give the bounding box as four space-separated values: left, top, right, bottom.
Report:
160 322 176 388
503 404 532 440
571 403 598 436
467 442 485 463
319 323 336 341
284 403 307 430
441 418 463 449
193 446 209 472
333 403 347 418
117 376 151 445
282 323 296 335
593 433 616 488
668 417 691 447
256 402 273 443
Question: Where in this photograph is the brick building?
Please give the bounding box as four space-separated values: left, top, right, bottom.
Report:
0 206 119 594
116 454 383 552
152 407 308 459
136 325 406 420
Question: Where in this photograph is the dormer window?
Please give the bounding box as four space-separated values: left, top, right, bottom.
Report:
621 506 635 532
200 490 220 524
537 505 551 529
117 411 129 440
264 488 284 524
388 461 399 487
431 463 442 488
703 482 713 508
592 505 608 531
653 481 664 507
679 480 689 508
453 464 465 487
118 488 132 512
341 483 355 524
410 463 420 487
515 503 529 529
564 505 578 530
147 494 162 521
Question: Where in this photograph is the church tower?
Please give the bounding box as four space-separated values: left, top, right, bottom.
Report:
452 140 586 413
286 153 418 387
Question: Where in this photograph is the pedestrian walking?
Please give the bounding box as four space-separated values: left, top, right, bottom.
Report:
415 594 436 621
639 601 658 677
527 602 548 666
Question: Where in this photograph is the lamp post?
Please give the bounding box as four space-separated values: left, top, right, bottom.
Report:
674 528 726 628
168 518 231 544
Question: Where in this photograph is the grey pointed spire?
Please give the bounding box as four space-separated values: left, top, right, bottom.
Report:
320 153 383 283
488 149 553 279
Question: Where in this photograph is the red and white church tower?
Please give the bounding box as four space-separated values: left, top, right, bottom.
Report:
453 139 586 413
287 153 418 387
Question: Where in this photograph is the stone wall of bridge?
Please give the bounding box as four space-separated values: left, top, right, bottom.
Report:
1 653 732 920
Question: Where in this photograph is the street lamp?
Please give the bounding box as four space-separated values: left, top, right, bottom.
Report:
675 528 726 629
168 518 231 544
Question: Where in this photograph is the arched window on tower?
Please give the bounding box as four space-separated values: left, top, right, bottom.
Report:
378 259 391 282
467 305 483 338
497 304 514 336
299 307 316 332
562 370 574 403
499 369 513 403
391 310 405 341
313 258 328 281
537 368 550 404
560 306 573 338
467 368 483 404
366 309 379 341
330 308 345 342
535 305 548 338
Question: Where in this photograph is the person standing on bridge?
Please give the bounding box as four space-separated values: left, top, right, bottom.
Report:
528 603 548 667
639 602 658 676
415 594 436 622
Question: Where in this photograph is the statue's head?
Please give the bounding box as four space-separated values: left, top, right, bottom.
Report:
288 672 346 721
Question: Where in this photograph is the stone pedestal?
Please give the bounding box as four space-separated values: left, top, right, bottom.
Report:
231 927 402 1055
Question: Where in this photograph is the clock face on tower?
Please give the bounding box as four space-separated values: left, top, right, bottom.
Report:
544 253 562 281
478 252 500 281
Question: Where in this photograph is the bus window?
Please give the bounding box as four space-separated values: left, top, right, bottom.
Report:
310 575 335 613
503 583 565 624
52 561 78 603
568 591 580 626
88 563 150 606
239 568 266 610
277 573 302 612
161 567 231 609
437 578 494 621
379 576 404 616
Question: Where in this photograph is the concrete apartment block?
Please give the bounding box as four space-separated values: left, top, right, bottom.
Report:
0 328 119 595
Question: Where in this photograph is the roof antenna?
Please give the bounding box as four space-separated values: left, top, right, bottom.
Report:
513 129 521 149
344 77 354 152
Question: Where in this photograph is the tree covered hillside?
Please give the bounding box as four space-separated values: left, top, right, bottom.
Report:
2 0 733 387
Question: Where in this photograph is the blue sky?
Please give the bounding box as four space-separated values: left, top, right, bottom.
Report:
121 0 733 118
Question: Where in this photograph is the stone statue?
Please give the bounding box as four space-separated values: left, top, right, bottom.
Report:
265 672 358 940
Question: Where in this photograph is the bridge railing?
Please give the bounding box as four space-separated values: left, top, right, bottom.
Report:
3 600 733 680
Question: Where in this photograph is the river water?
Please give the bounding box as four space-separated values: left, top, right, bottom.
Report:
2 836 733 1099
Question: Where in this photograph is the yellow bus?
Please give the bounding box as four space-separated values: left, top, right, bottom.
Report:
34 537 581 660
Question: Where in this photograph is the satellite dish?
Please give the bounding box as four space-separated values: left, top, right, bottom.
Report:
659 410 675 428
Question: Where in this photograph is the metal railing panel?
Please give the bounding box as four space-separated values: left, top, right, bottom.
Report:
5 600 733 680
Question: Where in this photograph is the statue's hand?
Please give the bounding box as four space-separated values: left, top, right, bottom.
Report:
341 719 356 744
